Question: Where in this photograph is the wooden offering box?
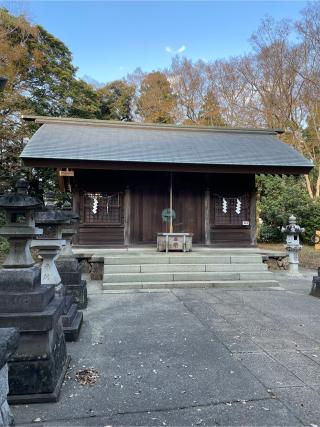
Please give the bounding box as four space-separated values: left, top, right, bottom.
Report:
157 233 193 253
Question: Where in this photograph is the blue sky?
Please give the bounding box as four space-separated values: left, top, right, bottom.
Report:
4 1 308 85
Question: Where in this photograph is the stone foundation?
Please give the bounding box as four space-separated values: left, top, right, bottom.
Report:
262 254 289 270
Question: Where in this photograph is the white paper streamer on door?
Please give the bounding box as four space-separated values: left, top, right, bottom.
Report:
235 198 241 214
92 196 98 214
222 198 228 214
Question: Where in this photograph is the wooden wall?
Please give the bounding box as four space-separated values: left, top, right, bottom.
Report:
73 170 256 246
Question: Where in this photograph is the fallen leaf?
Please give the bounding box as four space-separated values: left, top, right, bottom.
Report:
75 368 99 385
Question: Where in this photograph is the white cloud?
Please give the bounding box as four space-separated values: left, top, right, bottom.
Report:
177 45 186 53
165 45 186 54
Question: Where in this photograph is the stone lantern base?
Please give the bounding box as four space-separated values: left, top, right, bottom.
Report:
56 257 88 309
0 267 70 404
55 256 86 342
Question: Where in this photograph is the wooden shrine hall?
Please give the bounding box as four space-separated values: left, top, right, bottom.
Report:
21 116 312 247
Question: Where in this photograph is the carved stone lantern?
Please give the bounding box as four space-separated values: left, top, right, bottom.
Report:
281 215 305 275
0 179 69 403
0 178 42 268
32 202 84 341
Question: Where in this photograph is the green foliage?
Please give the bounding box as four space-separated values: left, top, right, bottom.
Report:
0 211 8 260
258 224 283 243
0 8 102 200
97 80 135 121
257 175 320 243
0 237 9 258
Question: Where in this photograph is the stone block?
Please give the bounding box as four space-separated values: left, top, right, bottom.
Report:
0 284 54 313
141 264 205 273
0 296 65 332
63 312 83 342
173 272 240 281
171 256 231 264
205 263 268 272
59 271 81 285
104 256 170 265
311 276 320 297
55 257 79 272
103 273 174 283
105 265 141 273
8 321 67 397
65 280 87 309
231 255 263 264
0 266 41 292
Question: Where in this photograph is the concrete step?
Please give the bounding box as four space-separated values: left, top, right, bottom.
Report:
102 280 279 290
103 271 273 283
104 263 268 273
103 255 263 265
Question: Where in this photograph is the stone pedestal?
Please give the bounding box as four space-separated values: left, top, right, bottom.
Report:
0 266 69 404
0 328 19 426
0 180 70 403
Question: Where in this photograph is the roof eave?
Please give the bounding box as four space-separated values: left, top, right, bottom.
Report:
21 115 284 135
21 157 313 175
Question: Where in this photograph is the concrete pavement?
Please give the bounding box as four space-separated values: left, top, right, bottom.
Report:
12 269 320 426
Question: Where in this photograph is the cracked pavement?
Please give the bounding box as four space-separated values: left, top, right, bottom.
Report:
12 269 320 426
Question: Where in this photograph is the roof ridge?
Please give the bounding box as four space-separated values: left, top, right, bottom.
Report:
22 115 283 135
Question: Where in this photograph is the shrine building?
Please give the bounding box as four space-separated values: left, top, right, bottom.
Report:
21 116 312 247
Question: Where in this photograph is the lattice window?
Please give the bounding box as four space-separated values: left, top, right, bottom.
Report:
82 192 123 225
214 194 250 226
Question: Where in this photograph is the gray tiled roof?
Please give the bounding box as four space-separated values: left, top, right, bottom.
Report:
21 122 313 169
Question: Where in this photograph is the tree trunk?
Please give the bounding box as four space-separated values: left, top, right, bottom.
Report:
316 167 320 198
305 174 314 199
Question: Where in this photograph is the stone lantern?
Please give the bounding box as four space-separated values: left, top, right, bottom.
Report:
32 202 84 341
55 206 88 310
281 215 305 275
0 179 69 403
0 178 42 268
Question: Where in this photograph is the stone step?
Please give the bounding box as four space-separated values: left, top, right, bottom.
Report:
102 280 279 290
103 271 273 283
61 303 78 328
104 263 268 273
63 311 83 342
103 255 263 265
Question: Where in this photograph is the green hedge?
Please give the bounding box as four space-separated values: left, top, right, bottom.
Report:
257 175 320 244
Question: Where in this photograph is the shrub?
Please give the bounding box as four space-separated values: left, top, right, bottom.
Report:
257 175 320 244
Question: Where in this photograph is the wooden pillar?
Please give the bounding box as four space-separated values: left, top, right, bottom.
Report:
204 188 211 245
124 186 131 246
250 190 257 246
72 187 80 245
